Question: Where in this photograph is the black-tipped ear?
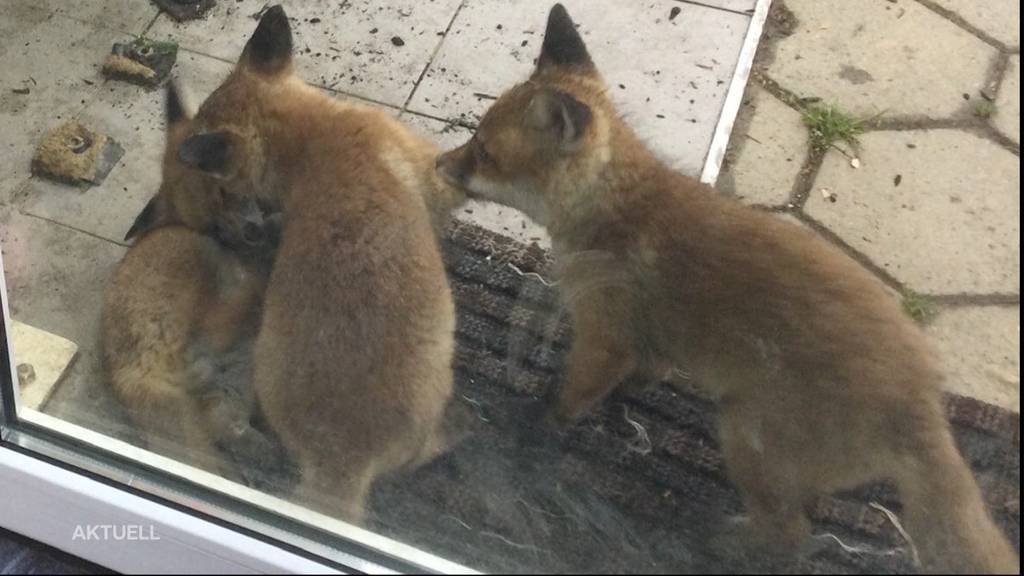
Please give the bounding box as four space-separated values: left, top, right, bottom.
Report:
536 4 594 73
242 4 293 74
178 131 233 175
124 196 163 241
525 89 593 152
166 82 186 125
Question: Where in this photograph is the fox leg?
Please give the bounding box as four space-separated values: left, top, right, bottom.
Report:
556 287 638 423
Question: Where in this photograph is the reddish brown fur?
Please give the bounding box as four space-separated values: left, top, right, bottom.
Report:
167 7 462 522
436 5 1019 573
101 85 286 485
101 225 271 480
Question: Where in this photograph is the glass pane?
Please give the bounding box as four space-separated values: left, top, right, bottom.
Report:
2 0 1019 574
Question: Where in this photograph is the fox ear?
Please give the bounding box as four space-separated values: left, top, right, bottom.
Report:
177 131 240 178
240 4 293 75
535 3 595 75
124 195 167 241
525 88 593 152
165 81 195 129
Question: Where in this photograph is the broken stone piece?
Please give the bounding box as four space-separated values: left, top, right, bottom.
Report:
31 121 125 187
102 37 178 89
152 0 216 21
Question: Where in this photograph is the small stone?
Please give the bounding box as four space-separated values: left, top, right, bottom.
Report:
669 6 682 21
17 363 36 387
391 36 405 47
850 157 861 169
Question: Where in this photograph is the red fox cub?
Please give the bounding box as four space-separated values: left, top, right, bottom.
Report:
435 4 1019 573
163 6 459 522
102 84 288 488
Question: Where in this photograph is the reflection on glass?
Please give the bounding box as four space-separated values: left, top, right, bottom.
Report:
1 2 1018 575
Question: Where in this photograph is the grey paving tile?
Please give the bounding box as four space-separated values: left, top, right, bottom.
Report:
408 0 750 177
0 14 120 204
148 0 463 107
18 53 233 244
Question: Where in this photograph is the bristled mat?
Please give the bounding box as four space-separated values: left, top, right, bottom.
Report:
367 221 1020 574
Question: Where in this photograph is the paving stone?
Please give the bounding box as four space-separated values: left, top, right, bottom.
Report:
770 0 995 118
408 0 750 177
18 53 233 244
55 0 160 36
718 87 807 206
0 14 120 204
1 208 124 349
993 55 1020 145
0 207 128 432
928 0 1020 47
806 129 1019 295
149 0 462 107
401 112 552 248
926 305 1020 412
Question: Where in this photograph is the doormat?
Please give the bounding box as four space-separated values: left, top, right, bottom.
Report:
368 220 1020 574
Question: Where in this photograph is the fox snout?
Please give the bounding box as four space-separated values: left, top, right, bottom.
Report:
435 145 472 191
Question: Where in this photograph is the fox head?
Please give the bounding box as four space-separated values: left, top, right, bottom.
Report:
126 5 295 250
435 3 614 228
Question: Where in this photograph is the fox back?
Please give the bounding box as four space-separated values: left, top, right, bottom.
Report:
436 5 1018 573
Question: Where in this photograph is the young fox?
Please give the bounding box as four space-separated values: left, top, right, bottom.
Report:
436 5 1019 573
102 85 287 487
165 6 461 522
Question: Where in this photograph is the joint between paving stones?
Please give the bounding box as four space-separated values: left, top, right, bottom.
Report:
930 294 1021 307
401 0 468 114
792 212 908 293
913 0 1014 53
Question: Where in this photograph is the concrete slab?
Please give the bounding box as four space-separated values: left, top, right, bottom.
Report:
770 0 995 118
0 207 128 433
928 0 1020 48
0 14 118 204
806 129 1020 295
7 320 78 411
408 0 750 177
994 55 1020 145
717 86 807 207
148 0 462 107
55 0 159 36
19 53 234 244
0 208 124 348
401 111 551 248
926 305 1020 413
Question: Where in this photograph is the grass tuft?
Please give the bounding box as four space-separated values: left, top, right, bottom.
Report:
901 289 939 325
803 104 864 152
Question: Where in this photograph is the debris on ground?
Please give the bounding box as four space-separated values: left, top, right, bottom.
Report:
391 36 406 47
669 6 682 21
31 121 124 187
152 0 216 22
102 38 178 89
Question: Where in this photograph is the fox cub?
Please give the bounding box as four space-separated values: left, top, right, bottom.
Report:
102 84 287 487
164 6 461 522
436 4 1018 573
